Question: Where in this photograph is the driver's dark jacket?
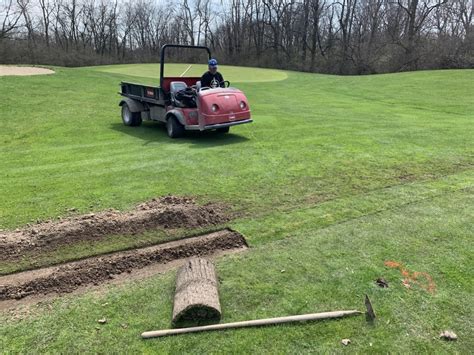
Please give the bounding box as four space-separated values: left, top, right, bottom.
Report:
201 71 224 88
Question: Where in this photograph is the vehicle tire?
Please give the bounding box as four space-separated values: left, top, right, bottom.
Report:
216 127 230 133
166 116 185 138
121 103 142 126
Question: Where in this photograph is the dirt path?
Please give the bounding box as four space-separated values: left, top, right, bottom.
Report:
0 196 229 261
0 66 55 76
0 229 247 309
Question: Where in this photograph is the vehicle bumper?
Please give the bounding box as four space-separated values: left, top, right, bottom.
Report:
185 119 253 131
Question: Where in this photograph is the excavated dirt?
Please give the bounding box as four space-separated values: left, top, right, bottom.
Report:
0 229 247 304
0 196 229 261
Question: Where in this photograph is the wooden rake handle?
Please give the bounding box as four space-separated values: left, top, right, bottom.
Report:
142 309 362 339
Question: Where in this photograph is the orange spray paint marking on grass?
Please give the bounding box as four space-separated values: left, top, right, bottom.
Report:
384 260 436 294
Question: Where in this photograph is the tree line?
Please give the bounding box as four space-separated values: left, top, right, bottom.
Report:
1 0 472 74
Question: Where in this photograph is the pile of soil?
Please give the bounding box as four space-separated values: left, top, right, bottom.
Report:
0 196 228 260
0 229 247 301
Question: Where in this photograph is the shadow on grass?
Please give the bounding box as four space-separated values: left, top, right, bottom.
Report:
110 122 250 148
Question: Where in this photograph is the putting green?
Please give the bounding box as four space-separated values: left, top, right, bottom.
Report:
93 63 288 83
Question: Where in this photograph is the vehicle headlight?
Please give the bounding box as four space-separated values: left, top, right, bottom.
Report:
240 101 247 109
211 104 219 112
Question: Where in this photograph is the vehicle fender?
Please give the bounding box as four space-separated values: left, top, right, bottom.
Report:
165 109 186 126
119 98 145 113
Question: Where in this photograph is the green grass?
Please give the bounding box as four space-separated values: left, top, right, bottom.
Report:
0 65 473 353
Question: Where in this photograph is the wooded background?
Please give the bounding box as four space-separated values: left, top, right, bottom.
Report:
1 0 472 74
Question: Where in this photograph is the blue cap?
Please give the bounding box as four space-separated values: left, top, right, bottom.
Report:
208 58 218 67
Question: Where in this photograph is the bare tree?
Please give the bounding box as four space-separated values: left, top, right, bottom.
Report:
177 0 195 45
309 0 327 71
0 0 22 39
17 0 35 43
456 0 473 37
396 0 448 70
38 0 54 46
335 0 358 73
351 0 385 73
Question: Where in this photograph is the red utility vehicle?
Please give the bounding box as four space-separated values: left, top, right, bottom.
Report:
119 44 252 138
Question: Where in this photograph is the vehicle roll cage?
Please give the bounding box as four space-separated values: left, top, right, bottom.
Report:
160 44 212 89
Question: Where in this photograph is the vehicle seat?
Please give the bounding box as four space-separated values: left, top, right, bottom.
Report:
170 81 187 107
196 81 201 91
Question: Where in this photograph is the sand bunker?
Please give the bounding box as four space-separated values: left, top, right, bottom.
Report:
0 66 55 76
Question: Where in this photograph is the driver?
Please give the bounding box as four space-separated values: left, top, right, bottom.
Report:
201 58 225 89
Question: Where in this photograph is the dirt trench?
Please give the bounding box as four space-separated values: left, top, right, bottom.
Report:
0 229 247 303
0 196 229 260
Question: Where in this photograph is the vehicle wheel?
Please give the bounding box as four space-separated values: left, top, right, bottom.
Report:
166 116 185 138
216 127 230 133
121 103 142 126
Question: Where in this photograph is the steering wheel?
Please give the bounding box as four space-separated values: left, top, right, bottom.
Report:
199 81 231 92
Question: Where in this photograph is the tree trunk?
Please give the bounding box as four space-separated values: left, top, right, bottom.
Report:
172 258 221 326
